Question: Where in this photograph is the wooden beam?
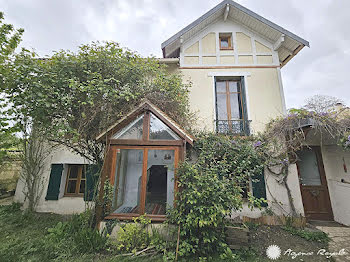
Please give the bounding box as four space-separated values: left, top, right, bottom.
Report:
224 4 230 22
273 34 285 51
109 139 183 146
280 44 305 68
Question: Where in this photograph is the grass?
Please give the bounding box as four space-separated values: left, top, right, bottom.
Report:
0 203 330 261
282 226 330 243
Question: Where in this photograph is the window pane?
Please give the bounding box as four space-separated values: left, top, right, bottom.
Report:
69 165 79 179
79 180 85 194
297 149 322 186
67 180 77 194
145 150 175 215
217 93 228 120
216 81 226 93
112 115 144 140
228 81 238 92
230 93 241 119
221 38 229 48
149 113 180 140
112 149 143 214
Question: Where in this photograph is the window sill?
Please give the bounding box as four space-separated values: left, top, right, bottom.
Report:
220 48 234 50
63 194 84 198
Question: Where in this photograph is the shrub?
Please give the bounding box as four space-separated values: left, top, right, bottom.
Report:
112 215 151 253
168 133 267 258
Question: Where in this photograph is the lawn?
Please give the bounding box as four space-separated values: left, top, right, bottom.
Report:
0 203 331 262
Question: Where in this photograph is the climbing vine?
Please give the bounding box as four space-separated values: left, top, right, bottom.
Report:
168 133 268 258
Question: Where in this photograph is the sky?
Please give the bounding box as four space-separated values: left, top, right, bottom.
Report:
1 0 349 109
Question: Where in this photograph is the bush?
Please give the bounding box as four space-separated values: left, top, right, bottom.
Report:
111 215 151 253
168 133 267 258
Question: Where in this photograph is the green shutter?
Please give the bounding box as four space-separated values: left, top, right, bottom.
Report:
84 164 99 201
252 169 268 207
240 76 249 135
45 164 64 200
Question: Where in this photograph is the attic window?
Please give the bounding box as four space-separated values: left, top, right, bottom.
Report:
219 33 233 50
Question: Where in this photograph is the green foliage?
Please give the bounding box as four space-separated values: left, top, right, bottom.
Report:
111 215 151 253
168 133 267 258
282 226 329 243
47 210 107 255
1 42 193 163
0 11 23 166
243 221 260 231
0 11 24 64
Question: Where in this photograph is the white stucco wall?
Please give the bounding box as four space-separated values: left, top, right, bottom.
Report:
14 145 92 215
230 165 305 219
321 145 350 226
179 67 284 133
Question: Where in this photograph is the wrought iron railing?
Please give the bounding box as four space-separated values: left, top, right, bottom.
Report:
215 119 251 136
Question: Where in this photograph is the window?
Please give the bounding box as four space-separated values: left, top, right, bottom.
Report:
215 78 249 135
111 112 182 141
111 148 176 216
219 33 233 50
65 164 86 196
149 113 180 140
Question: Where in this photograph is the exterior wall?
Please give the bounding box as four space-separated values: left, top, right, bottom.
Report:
178 67 284 133
14 145 92 214
181 19 278 68
231 166 305 219
174 19 285 134
321 145 350 226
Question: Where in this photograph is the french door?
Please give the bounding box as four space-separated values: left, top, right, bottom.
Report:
106 146 179 220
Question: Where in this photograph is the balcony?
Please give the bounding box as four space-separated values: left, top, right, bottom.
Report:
215 119 251 136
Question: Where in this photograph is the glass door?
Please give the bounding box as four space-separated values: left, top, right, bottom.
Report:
110 146 178 217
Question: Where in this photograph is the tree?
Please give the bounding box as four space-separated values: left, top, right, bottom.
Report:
20 128 53 212
1 42 192 165
0 11 24 167
303 95 343 114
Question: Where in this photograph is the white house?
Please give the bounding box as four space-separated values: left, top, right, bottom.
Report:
14 0 350 226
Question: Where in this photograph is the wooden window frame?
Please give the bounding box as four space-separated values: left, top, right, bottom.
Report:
215 79 245 131
64 164 85 197
104 145 180 221
219 33 233 50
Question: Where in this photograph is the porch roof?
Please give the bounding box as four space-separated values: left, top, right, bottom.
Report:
96 100 194 145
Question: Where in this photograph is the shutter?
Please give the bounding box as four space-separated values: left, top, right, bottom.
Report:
45 164 64 200
84 164 99 201
240 76 249 135
252 169 268 207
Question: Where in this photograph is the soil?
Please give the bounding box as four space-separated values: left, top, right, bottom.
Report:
249 225 333 261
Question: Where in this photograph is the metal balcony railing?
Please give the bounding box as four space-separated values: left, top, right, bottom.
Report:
215 119 251 136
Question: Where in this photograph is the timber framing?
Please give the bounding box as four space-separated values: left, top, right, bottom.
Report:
96 100 194 145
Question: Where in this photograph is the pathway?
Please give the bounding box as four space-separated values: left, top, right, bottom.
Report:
310 221 350 262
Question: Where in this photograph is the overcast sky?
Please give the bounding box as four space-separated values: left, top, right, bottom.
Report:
1 0 349 109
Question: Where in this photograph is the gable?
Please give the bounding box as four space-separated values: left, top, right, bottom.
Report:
181 19 277 67
161 0 309 67
96 100 194 144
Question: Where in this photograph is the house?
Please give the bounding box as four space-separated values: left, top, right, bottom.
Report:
14 0 350 226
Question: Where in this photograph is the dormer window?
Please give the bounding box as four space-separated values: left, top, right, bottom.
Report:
219 33 233 50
